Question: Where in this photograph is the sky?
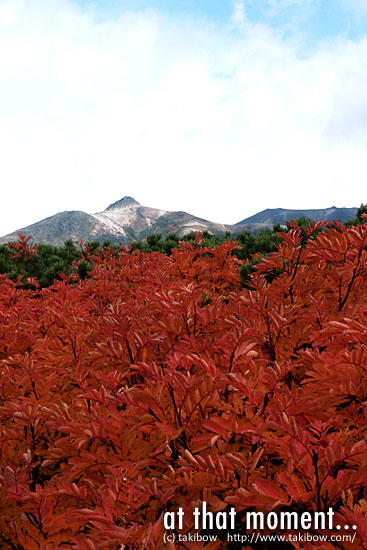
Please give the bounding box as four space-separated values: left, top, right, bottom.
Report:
1 0 367 236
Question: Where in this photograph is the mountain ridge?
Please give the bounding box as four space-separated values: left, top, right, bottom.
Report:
236 206 357 226
0 197 358 246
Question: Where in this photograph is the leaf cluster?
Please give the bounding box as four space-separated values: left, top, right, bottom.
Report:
1 223 367 548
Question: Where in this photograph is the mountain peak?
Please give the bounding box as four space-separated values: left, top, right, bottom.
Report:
105 196 140 211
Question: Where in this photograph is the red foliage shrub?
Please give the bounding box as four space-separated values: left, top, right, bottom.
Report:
0 226 367 549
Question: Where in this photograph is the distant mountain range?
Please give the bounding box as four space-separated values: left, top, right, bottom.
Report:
0 197 358 246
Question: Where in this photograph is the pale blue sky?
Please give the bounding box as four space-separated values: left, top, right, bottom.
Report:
1 0 367 236
76 0 234 22
78 0 232 20
74 0 366 42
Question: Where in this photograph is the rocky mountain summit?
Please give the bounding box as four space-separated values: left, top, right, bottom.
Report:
105 196 140 210
0 197 228 246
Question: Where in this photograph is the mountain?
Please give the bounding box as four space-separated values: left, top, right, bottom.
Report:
235 206 357 226
0 199 358 246
0 197 229 246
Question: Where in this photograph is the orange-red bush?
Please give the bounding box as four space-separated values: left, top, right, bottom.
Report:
1 225 367 549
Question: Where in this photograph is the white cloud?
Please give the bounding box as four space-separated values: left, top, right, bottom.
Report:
0 0 366 237
231 0 248 28
323 39 367 144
